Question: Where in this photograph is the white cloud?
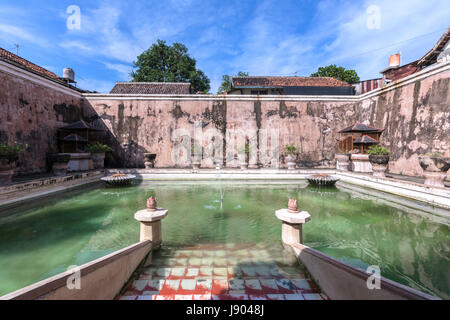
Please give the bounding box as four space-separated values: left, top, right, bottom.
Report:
104 62 132 81
0 23 48 47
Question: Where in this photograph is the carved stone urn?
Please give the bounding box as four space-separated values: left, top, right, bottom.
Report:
50 153 71 176
147 196 157 212
335 154 350 171
0 158 16 185
144 153 156 169
288 198 299 213
419 156 450 188
369 155 390 178
285 155 297 170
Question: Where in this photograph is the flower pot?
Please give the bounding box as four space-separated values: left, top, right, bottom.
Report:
369 155 390 178
286 155 297 170
144 153 157 169
0 158 16 185
91 152 106 169
50 154 71 176
419 156 450 187
335 154 350 171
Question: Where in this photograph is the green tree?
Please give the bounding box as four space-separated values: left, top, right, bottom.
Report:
217 71 249 93
311 65 360 84
131 40 211 93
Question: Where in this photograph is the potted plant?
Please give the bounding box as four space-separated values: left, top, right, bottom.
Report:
238 143 250 170
418 151 450 188
143 153 157 169
86 142 113 169
49 153 71 176
0 142 27 185
367 145 391 178
284 144 300 170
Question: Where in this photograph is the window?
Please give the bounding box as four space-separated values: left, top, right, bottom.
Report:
251 90 268 95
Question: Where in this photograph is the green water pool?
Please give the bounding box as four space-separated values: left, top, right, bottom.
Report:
0 180 449 298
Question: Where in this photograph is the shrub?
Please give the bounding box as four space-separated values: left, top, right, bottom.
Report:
86 142 112 153
367 145 390 155
284 144 300 156
0 142 28 162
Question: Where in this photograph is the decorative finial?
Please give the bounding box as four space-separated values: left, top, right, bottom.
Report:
147 196 157 212
288 198 299 214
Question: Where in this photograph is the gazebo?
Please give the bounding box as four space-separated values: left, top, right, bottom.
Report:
338 122 384 154
57 120 105 153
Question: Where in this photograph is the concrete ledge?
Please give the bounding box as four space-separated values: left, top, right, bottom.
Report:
0 240 152 300
291 243 439 300
0 170 105 211
337 172 450 211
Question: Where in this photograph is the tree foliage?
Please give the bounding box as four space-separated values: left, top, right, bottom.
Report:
217 71 249 93
311 65 360 84
131 40 211 93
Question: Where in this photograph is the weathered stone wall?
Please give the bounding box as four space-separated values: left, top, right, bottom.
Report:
84 64 450 178
83 97 359 168
0 65 84 175
1 58 449 179
358 67 450 177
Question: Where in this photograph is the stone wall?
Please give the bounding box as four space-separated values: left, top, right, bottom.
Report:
83 62 450 178
0 61 84 175
1 57 449 179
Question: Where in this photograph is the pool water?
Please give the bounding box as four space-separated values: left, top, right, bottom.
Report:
0 180 449 298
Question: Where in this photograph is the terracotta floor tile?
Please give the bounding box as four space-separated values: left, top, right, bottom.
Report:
259 279 280 293
196 279 213 292
275 279 297 293
212 279 229 295
175 295 193 300
160 280 180 294
146 280 165 292
193 294 212 300
212 294 248 300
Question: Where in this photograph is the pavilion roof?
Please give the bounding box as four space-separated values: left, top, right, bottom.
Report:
339 122 384 133
353 135 379 144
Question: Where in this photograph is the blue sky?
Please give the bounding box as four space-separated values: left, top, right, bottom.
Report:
0 0 449 93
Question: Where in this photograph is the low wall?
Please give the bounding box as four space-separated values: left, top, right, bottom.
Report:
0 240 152 300
290 243 439 300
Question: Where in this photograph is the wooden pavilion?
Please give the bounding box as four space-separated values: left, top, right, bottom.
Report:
338 122 384 154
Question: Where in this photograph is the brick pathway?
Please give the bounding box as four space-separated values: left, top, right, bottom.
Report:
117 243 328 300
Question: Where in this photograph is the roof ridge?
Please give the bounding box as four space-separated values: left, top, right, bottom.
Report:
115 81 190 85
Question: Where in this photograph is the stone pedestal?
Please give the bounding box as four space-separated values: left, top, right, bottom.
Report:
91 153 105 169
372 164 387 178
275 209 311 245
67 153 93 172
336 154 350 171
423 171 447 188
351 154 372 173
286 155 297 170
144 154 156 169
134 209 168 248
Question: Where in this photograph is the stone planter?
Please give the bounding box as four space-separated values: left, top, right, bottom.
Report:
91 152 106 169
240 162 249 170
419 156 450 188
0 158 16 185
285 155 297 170
335 154 350 171
369 155 390 178
144 153 157 169
50 154 71 176
350 154 372 173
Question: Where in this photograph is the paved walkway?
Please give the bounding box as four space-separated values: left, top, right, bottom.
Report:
117 243 328 300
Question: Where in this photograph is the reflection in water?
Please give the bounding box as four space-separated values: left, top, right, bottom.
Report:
0 180 448 298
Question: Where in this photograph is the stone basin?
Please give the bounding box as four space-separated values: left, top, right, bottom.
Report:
101 174 136 187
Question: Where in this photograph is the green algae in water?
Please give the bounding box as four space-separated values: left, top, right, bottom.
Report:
0 181 448 298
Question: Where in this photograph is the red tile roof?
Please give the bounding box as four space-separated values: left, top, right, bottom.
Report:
339 122 384 133
353 135 379 144
0 47 59 79
110 82 191 94
232 76 352 88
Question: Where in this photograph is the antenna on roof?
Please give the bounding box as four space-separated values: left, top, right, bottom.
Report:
14 44 19 56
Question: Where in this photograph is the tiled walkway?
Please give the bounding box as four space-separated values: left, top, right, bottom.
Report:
117 243 328 300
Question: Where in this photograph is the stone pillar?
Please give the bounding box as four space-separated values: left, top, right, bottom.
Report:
350 154 372 173
335 154 350 171
134 209 168 249
275 209 311 245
